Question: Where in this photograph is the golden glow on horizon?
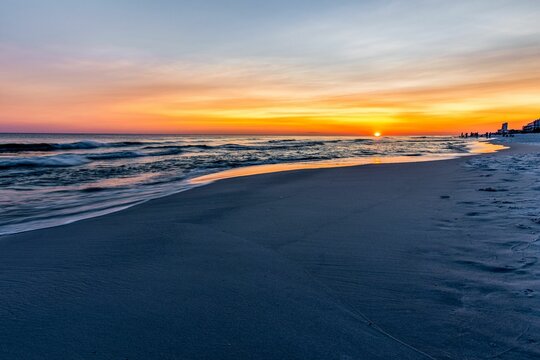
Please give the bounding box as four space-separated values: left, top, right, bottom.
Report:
374 132 381 137
1 52 539 135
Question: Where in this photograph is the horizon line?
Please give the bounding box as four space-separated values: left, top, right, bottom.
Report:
0 131 465 137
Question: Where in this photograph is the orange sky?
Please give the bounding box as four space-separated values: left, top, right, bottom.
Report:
2 60 538 135
1 1 539 135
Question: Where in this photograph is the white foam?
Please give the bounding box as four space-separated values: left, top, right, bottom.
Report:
0 154 90 169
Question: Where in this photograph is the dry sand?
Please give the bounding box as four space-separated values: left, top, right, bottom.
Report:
1 143 539 359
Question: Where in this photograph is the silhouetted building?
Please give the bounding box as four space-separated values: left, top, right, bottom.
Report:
497 122 509 135
523 119 540 133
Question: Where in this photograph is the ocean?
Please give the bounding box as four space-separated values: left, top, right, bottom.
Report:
0 134 488 235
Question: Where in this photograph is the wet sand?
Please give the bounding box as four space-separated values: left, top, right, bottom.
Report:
1 143 539 359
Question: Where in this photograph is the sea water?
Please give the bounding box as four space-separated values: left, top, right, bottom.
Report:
0 134 492 235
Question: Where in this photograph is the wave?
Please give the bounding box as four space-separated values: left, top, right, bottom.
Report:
80 186 106 193
0 140 147 153
0 150 145 169
142 141 328 153
267 139 297 143
0 154 90 169
0 136 472 171
86 151 144 160
149 148 186 156
143 144 212 150
446 144 468 152
0 147 187 169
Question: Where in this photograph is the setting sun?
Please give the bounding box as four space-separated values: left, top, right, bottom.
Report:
374 132 382 137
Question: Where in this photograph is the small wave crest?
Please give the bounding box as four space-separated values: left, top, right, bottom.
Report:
0 146 196 169
141 141 329 153
446 143 468 152
267 139 297 143
0 154 90 169
86 151 144 160
0 140 147 153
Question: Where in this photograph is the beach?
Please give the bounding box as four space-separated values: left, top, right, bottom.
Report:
1 141 539 359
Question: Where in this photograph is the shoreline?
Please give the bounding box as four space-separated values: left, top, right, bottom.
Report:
0 140 505 237
1 142 538 359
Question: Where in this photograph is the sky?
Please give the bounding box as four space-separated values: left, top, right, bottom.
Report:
1 0 539 135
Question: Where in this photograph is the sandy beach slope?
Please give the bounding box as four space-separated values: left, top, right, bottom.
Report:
1 143 539 359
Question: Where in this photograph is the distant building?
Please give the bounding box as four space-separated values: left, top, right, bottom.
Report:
497 122 509 135
523 118 540 133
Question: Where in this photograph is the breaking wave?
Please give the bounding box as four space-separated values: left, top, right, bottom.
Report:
0 140 147 153
0 154 90 169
